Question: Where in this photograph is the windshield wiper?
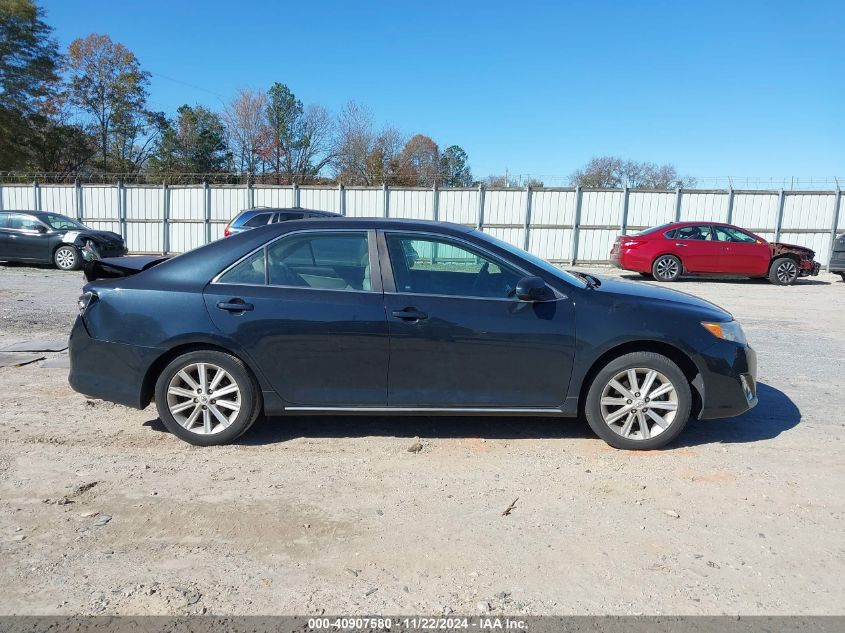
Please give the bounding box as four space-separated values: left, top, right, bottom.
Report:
571 271 601 288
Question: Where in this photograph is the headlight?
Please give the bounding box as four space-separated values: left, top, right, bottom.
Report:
701 320 747 345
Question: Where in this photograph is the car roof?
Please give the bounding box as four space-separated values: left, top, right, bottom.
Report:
236 207 338 216
248 217 475 235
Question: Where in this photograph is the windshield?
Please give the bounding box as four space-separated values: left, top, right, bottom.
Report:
43 214 86 230
470 230 587 288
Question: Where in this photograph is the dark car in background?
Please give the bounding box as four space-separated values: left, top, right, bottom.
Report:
69 218 757 451
0 211 127 271
223 207 340 237
830 233 845 281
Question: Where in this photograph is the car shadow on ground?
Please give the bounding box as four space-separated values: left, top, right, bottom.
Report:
143 382 799 449
618 273 831 286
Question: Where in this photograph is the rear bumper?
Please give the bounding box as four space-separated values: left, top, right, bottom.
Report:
697 341 758 420
68 316 161 409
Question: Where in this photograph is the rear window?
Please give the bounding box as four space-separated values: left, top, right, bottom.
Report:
242 213 272 228
634 223 673 236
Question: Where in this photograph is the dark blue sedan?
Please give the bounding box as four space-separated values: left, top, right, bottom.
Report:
68 218 757 449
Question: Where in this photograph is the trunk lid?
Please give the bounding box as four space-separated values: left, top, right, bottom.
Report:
83 255 169 282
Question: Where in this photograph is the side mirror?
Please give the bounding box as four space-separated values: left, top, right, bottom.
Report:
515 275 550 302
37 225 48 234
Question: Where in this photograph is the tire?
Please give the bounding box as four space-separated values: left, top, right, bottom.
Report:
584 351 692 450
154 350 262 446
768 257 799 285
838 272 845 282
53 245 81 271
652 255 682 282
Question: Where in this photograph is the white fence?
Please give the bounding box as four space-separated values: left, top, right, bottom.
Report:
1 182 843 267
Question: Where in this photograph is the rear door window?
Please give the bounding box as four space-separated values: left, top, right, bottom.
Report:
674 225 712 240
267 231 372 291
273 212 305 223
8 214 43 231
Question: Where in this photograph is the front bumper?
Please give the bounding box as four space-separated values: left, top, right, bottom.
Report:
697 341 758 420
68 316 161 409
799 259 820 277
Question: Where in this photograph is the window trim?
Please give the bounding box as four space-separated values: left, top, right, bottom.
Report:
210 228 382 294
379 230 537 302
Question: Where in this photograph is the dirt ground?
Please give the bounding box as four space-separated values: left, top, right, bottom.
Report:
1 262 843 616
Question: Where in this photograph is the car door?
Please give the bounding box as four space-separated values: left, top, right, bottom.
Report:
380 231 576 408
5 213 50 262
204 229 389 406
669 224 726 272
712 225 770 274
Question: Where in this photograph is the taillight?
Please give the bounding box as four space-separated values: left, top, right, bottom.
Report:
78 291 97 316
223 224 232 237
621 239 645 248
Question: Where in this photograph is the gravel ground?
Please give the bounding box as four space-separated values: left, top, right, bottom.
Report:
0 262 843 616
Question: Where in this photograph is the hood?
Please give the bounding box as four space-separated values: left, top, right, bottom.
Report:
61 229 125 246
587 274 732 321
771 242 814 257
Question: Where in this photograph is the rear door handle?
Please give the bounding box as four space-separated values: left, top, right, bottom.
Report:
217 299 254 312
675 243 688 247
391 307 428 322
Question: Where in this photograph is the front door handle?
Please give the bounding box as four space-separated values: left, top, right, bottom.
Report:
675 243 688 247
217 299 254 313
391 307 428 322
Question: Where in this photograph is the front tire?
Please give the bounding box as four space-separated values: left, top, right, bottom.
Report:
584 352 691 450
838 272 845 282
154 350 262 446
652 255 682 282
768 257 798 285
53 245 81 271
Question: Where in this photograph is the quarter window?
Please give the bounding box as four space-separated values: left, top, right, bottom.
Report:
385 234 523 299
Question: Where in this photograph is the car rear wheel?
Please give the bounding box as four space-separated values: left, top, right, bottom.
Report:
54 245 81 271
585 351 691 450
154 350 262 446
652 255 682 282
768 257 798 285
839 272 845 281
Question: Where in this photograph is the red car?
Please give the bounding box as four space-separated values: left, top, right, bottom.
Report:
610 222 820 285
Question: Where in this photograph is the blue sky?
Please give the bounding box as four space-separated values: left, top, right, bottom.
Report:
41 0 844 183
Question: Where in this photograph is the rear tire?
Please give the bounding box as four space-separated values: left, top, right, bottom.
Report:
652 255 682 282
584 352 691 450
768 257 799 285
154 350 262 446
53 245 81 271
838 272 845 282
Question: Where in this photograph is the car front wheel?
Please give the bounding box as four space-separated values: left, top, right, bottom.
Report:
154 350 262 446
652 255 682 282
585 351 692 450
768 257 799 285
53 245 81 271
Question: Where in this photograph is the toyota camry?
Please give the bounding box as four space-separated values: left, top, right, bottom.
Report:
69 218 757 449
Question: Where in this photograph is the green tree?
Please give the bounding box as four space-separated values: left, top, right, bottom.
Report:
65 33 151 172
150 104 228 173
0 0 61 169
439 145 473 187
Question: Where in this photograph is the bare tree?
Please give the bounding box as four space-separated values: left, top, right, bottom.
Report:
332 101 375 185
570 156 696 189
223 88 267 174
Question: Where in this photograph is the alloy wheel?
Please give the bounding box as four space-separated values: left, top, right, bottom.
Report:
599 367 678 440
654 256 679 280
166 362 241 435
776 260 798 284
55 247 76 270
